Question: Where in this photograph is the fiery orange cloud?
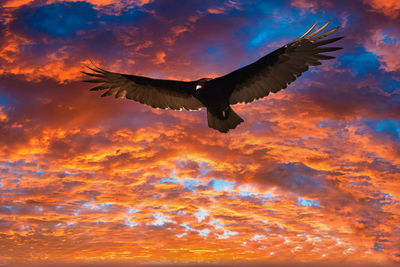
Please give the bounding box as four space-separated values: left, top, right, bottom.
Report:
0 84 399 263
208 8 226 15
0 106 8 122
0 48 92 83
364 0 400 18
0 0 399 265
153 51 167 64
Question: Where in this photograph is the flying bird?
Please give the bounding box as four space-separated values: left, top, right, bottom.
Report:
83 21 343 133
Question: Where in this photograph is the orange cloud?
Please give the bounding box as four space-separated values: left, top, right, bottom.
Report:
0 106 8 122
153 51 166 65
207 1 242 15
208 8 225 14
0 0 399 265
0 86 399 263
364 0 400 18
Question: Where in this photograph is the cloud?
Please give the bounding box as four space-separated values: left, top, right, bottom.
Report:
0 0 399 265
290 0 318 11
363 0 400 18
364 29 400 72
153 51 166 64
2 0 153 10
0 105 7 122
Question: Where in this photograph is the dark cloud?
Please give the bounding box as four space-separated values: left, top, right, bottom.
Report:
253 162 329 195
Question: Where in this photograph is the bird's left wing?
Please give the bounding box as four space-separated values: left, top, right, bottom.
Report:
83 67 204 110
207 21 343 105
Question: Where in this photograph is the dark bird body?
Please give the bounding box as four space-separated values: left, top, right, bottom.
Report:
83 21 343 133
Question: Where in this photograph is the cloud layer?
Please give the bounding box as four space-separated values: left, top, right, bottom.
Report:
0 0 399 265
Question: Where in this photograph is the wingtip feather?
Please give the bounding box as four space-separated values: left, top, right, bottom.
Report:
89 85 108 91
101 91 111 97
314 36 344 46
311 26 341 41
85 65 106 74
293 20 319 42
316 54 336 60
314 47 343 53
306 20 332 38
81 71 103 77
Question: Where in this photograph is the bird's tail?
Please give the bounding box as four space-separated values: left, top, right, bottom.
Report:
207 107 244 133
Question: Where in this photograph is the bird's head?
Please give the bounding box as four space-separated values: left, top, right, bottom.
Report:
196 78 213 90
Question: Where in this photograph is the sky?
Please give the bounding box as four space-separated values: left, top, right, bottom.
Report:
0 0 399 266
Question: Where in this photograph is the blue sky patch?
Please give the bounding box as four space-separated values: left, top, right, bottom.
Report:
382 77 400 93
127 208 139 214
176 233 187 238
374 242 383 252
319 121 327 128
183 179 199 191
181 223 193 231
210 220 224 229
160 177 180 184
198 228 210 237
202 44 226 62
376 193 395 205
339 46 380 77
250 234 265 241
205 44 223 55
125 220 138 227
375 120 400 139
244 5 335 50
381 30 399 44
263 193 275 201
211 178 235 191
199 161 211 175
99 203 113 207
223 230 238 236
81 202 113 210
0 94 11 106
195 210 208 223
297 197 320 207
22 2 98 37
152 213 171 226
238 191 253 197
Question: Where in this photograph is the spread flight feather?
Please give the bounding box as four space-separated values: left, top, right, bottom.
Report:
83 21 343 133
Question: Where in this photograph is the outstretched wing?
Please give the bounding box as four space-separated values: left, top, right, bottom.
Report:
83 67 204 110
207 21 343 105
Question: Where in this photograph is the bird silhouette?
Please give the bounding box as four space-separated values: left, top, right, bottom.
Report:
83 21 343 133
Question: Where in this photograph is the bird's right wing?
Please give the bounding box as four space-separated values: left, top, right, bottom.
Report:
207 21 343 105
83 67 204 110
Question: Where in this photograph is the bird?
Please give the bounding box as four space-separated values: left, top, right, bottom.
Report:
83 21 343 133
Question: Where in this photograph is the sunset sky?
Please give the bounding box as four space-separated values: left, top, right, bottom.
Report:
0 0 399 266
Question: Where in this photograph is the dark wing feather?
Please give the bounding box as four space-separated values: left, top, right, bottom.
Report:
207 21 343 105
83 67 204 110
